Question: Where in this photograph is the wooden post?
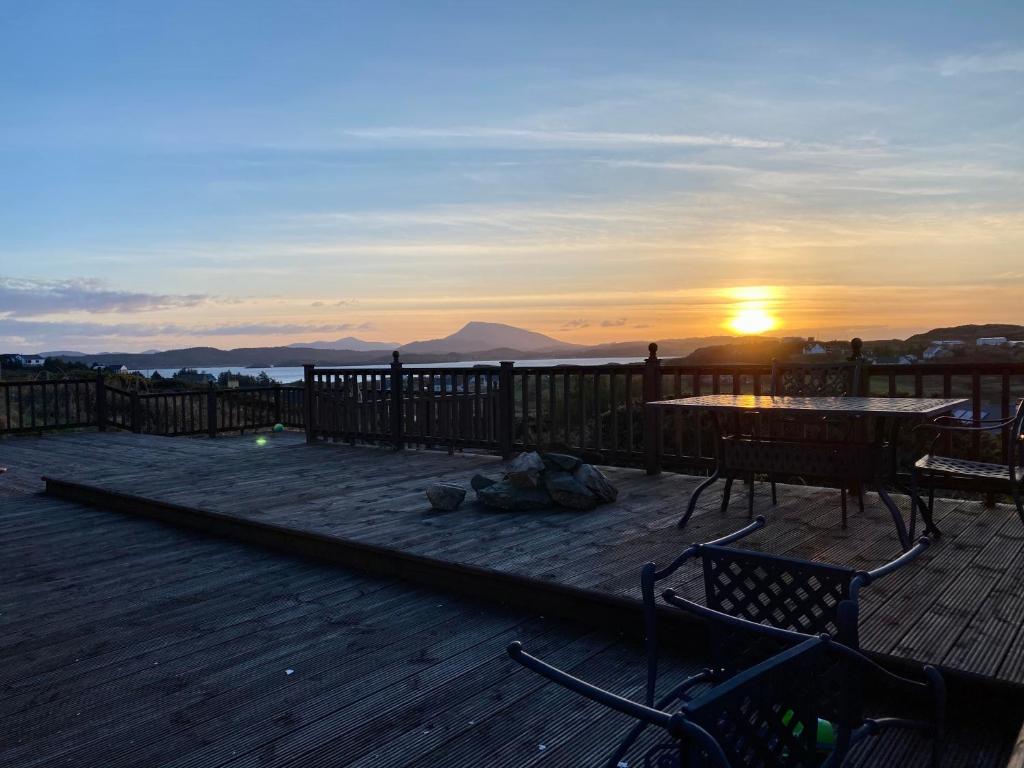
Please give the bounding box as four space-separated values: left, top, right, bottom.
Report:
390 351 403 450
303 364 315 443
206 382 217 438
130 388 141 433
95 373 107 432
273 386 282 426
643 343 662 475
498 361 515 459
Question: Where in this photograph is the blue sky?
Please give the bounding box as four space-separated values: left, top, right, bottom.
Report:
1 1 1022 351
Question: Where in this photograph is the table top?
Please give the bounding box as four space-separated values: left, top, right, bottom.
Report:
649 394 969 418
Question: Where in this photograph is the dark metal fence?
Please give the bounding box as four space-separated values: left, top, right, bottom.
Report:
306 349 1024 474
0 375 304 436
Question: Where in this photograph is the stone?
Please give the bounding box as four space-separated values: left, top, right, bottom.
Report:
478 480 552 511
541 452 581 472
504 451 546 488
471 474 497 493
573 463 618 503
425 483 466 511
543 469 598 511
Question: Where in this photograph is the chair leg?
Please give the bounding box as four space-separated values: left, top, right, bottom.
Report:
770 476 777 506
1014 488 1024 526
747 473 755 519
840 486 848 529
720 477 734 513
857 483 865 513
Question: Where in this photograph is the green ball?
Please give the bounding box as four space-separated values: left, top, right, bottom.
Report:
273 423 285 432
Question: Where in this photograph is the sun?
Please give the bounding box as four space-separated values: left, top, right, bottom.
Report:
728 306 778 335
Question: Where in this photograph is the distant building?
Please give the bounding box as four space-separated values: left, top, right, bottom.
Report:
22 355 46 367
93 363 129 374
977 337 1008 346
1 354 25 366
802 342 827 355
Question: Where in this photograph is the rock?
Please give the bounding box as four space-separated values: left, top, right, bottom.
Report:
425 483 467 511
543 469 598 511
573 463 618 503
478 480 552 511
471 474 497 493
504 451 546 488
541 452 581 472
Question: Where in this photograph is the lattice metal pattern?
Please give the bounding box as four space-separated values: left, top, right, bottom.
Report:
684 639 853 768
720 437 874 479
701 545 855 641
916 454 1024 483
772 362 861 398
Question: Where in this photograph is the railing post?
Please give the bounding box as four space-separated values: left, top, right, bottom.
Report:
273 385 282 426
848 337 863 361
95 373 107 432
643 343 662 475
303 364 315 443
499 361 515 459
130 388 141 433
390 351 403 450
206 382 217 438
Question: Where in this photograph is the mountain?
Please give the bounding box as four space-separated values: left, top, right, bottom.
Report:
903 324 1024 345
287 336 398 351
398 321 583 355
39 350 87 357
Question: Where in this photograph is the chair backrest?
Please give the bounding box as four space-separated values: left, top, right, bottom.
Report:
1010 399 1024 476
700 544 860 653
770 359 863 397
682 636 857 767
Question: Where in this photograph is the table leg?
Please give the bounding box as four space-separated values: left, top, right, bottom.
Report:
875 483 911 551
678 468 721 529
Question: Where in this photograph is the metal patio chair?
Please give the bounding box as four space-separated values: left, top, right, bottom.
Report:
509 632 945 768
615 518 928 767
911 398 1024 534
752 359 865 523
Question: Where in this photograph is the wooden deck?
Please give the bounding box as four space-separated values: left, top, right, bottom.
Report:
2 431 1023 765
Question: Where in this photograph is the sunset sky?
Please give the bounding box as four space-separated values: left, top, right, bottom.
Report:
1 2 1022 352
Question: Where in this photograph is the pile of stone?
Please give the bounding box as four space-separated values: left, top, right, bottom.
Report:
425 451 618 512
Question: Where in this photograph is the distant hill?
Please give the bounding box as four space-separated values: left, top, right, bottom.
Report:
398 321 582 355
581 336 735 358
286 336 398 351
39 350 87 357
679 337 809 365
903 324 1024 345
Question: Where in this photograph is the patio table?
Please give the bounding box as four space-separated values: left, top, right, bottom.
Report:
647 394 968 549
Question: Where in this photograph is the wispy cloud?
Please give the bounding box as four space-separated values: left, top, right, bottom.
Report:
937 49 1024 76
0 318 375 345
0 277 208 318
345 126 783 149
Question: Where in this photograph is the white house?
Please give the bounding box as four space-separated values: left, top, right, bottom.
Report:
802 342 828 355
977 337 1008 346
23 355 46 367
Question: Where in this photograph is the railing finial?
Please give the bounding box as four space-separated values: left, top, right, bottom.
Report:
392 350 400 362
849 337 863 361
647 342 659 360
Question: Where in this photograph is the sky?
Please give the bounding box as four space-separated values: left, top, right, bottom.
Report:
1 1 1022 352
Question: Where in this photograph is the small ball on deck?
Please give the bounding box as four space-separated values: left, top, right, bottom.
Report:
273 423 285 432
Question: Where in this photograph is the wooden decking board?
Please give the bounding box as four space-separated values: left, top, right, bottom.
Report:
0 447 1016 767
17 432 1024 690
